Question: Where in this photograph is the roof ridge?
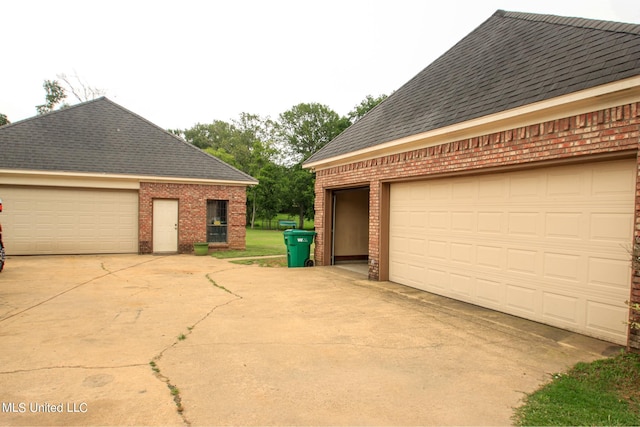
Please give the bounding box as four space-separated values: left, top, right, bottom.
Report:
497 9 640 35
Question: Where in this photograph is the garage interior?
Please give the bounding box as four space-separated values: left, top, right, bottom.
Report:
331 187 369 272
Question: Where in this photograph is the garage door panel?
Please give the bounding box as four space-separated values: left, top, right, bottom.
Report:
451 242 473 264
588 257 630 290
477 278 502 305
506 248 538 275
586 301 628 338
407 264 426 288
428 211 448 230
429 182 450 199
450 273 473 296
545 212 582 239
479 178 506 199
543 252 581 282
509 174 543 198
0 186 138 255
478 212 503 233
408 238 426 254
409 212 425 228
426 268 448 291
542 292 579 324
477 245 503 269
428 240 448 259
590 212 633 242
592 165 635 195
389 159 634 344
451 211 474 231
452 180 475 199
547 170 584 196
505 284 537 314
508 211 540 236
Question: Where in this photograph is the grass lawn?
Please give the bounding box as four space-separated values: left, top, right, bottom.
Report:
513 351 640 426
210 228 315 267
250 214 315 230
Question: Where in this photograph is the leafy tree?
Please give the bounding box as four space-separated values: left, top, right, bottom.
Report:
180 97 386 230
253 163 287 228
275 103 350 228
277 102 350 165
0 114 9 126
281 164 317 229
182 114 279 228
348 94 388 123
183 120 236 150
36 80 67 114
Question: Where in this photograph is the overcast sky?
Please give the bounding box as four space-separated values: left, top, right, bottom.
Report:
2 0 639 131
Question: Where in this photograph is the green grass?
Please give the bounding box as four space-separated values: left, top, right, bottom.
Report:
210 228 314 267
211 229 287 259
250 213 315 230
513 351 640 426
231 257 288 268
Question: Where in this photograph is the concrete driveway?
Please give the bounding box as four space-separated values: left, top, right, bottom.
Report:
0 254 620 426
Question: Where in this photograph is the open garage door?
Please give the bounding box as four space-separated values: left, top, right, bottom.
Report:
389 159 635 344
0 186 138 255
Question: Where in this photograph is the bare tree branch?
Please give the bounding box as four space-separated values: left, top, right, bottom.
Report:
57 72 106 102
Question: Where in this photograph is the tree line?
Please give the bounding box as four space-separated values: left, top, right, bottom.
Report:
173 94 387 229
1 79 387 229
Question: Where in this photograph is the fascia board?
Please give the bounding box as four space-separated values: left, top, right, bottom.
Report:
0 169 257 188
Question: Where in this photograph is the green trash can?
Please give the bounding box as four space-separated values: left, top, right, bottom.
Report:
283 229 316 268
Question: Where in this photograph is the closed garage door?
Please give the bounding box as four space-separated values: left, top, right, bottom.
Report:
0 186 138 255
389 159 635 344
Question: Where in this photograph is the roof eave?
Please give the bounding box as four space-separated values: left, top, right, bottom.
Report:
0 169 258 187
303 75 640 172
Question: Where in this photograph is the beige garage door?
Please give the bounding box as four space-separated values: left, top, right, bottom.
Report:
389 159 635 344
0 186 138 255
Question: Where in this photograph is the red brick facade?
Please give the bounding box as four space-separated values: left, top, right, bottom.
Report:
139 182 247 254
314 102 640 349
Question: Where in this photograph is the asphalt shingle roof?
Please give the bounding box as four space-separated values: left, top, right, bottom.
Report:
0 97 258 183
304 10 640 165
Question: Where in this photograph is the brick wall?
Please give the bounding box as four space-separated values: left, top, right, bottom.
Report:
314 102 640 348
139 182 247 253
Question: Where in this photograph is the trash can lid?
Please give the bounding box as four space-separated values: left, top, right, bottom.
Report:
285 229 316 235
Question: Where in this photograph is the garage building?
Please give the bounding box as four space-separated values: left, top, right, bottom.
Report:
303 11 640 347
0 97 257 255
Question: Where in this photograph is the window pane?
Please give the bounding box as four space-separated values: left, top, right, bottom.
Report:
207 200 228 243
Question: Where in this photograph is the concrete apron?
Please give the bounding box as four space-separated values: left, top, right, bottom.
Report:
0 254 619 426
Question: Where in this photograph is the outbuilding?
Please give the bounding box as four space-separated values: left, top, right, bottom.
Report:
304 11 640 347
0 97 257 255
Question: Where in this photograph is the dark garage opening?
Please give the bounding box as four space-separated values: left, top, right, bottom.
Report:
331 187 369 266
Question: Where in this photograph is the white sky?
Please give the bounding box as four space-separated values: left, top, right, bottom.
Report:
2 0 639 131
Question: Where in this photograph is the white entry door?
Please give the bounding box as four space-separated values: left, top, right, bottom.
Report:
153 199 178 253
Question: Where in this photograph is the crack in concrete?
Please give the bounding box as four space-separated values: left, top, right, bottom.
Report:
0 363 147 375
149 273 243 427
0 256 168 324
